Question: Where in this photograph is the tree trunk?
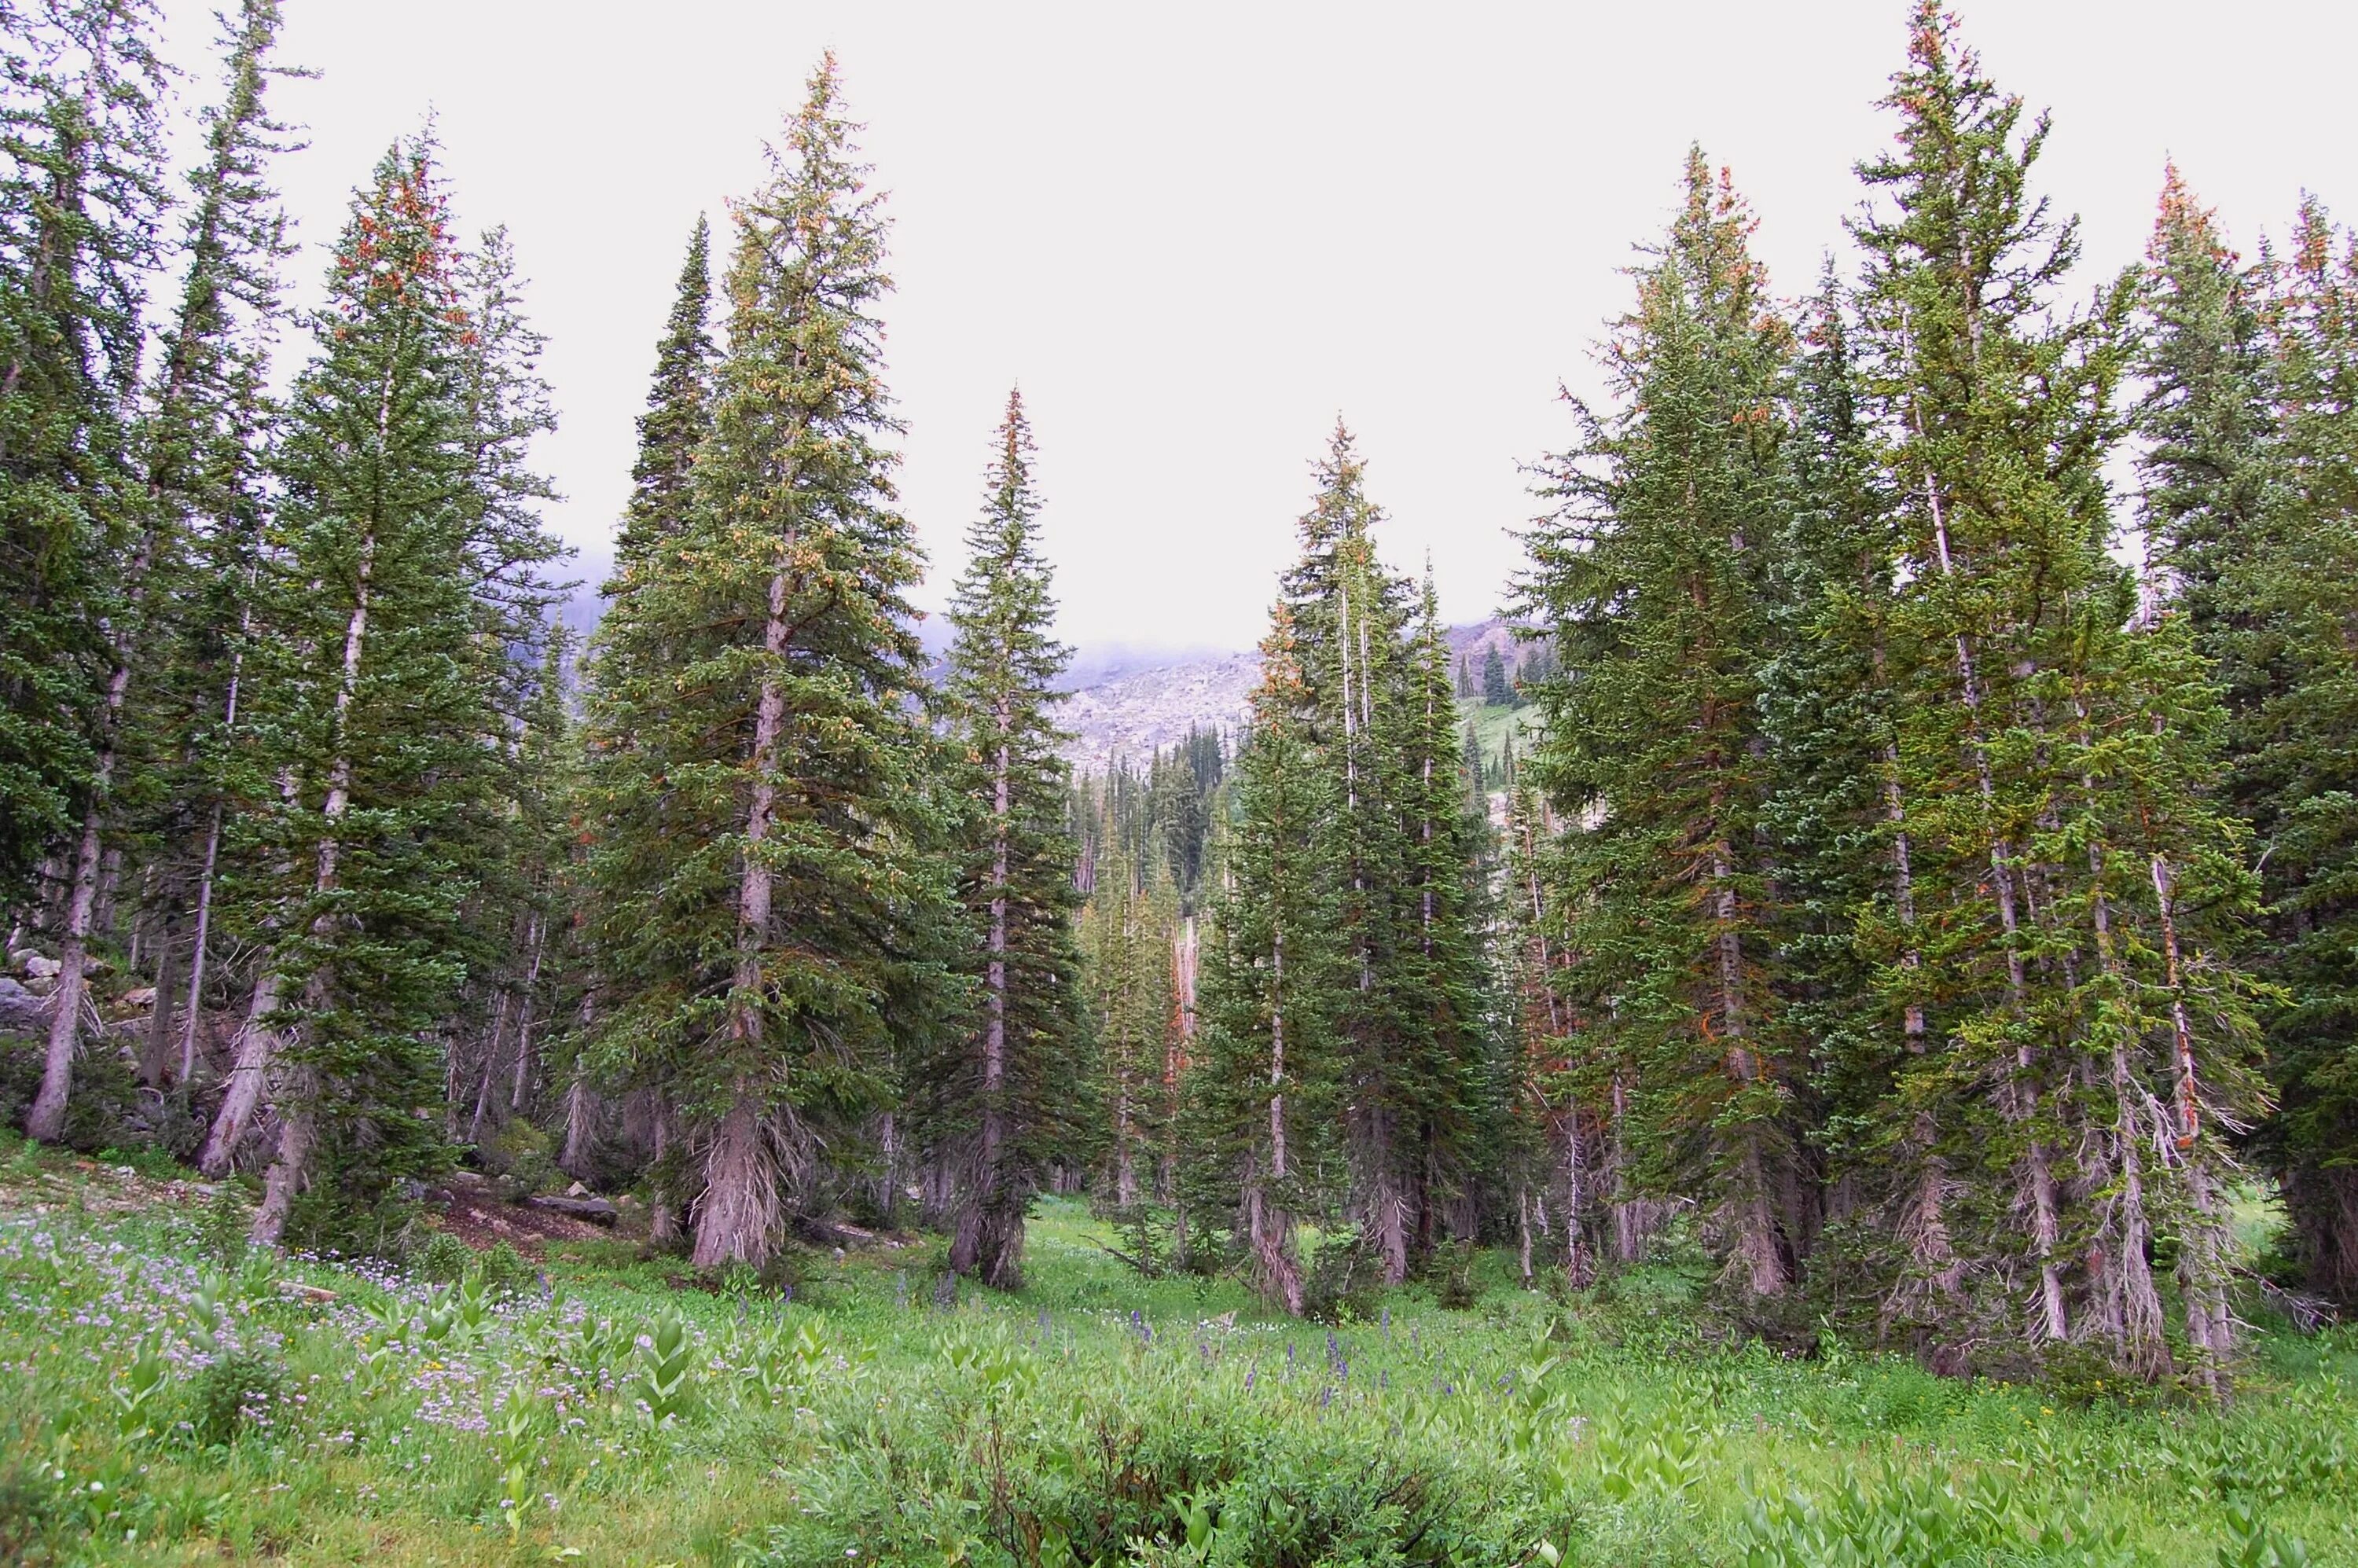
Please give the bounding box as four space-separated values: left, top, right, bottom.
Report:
561 1072 597 1181
25 810 105 1142
248 1090 312 1247
2152 850 2235 1386
1113 1076 1138 1210
953 722 1024 1287
467 988 512 1146
696 542 799 1270
559 987 597 1179
648 1096 684 1249
691 1090 780 1271
1880 741 1963 1330
179 802 226 1084
1245 1167 1304 1317
23 12 256 1134
1709 839 1784 1299
138 936 175 1089
199 968 281 1177
183 597 253 1085
1246 920 1304 1315
252 510 378 1237
509 912 546 1112
1368 1108 1409 1286
1611 1072 1644 1265
1562 1104 1595 1289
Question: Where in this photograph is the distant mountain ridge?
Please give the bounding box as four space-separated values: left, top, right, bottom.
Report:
564 573 1527 773
1053 618 1533 774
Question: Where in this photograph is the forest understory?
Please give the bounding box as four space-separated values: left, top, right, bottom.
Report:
0 1140 2349 1566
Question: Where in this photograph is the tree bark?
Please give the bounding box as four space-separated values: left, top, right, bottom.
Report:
248 1088 312 1247
21 19 143 1144
138 936 175 1089
1709 836 1784 1299
179 800 226 1085
952 718 1023 1287
690 1091 780 1271
696 532 801 1269
509 911 546 1112
200 968 280 1176
1246 916 1304 1315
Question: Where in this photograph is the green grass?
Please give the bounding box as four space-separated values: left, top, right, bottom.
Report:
1460 698 1542 781
0 1135 2350 1566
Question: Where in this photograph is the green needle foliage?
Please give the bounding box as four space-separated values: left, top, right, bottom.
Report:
1522 151 1799 1312
918 387 1086 1290
231 136 562 1245
581 57 953 1271
0 0 166 899
2137 173 2358 1309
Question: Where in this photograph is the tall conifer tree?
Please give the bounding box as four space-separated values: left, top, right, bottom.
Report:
1523 150 1799 1305
1280 428 1423 1280
2141 182 2358 1306
578 215 717 1226
1187 612 1337 1314
614 216 713 574
0 0 166 907
584 60 951 1269
220 138 560 1241
924 388 1085 1289
24 0 288 1137
1854 5 2264 1376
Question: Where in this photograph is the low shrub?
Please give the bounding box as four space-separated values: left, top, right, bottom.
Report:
186 1350 290 1449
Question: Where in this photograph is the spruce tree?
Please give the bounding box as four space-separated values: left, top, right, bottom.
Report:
22 0 288 1138
1522 149 1798 1305
437 222 565 1145
614 215 713 574
212 137 560 1242
1853 4 2265 1376
924 387 1085 1289
2143 185 2358 1307
575 215 718 1220
1279 427 1422 1279
2242 203 2358 1307
1186 611 1338 1314
1479 644 1511 707
1084 846 1174 1213
1757 272 1952 1343
583 59 952 1269
146 0 302 1093
2 0 167 1131
1393 572 1496 1261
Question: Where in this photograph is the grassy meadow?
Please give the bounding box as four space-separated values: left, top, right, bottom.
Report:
0 1135 2349 1567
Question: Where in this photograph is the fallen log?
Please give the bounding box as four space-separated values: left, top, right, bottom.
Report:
523 1195 619 1225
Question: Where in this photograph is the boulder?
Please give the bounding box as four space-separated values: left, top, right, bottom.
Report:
0 975 46 1028
24 954 61 981
565 1180 591 1197
119 986 156 1009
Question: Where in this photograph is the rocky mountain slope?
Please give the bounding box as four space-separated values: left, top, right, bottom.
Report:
1054 619 1533 774
1057 651 1259 773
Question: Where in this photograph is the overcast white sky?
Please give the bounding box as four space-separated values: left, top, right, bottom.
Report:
153 2 2358 655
